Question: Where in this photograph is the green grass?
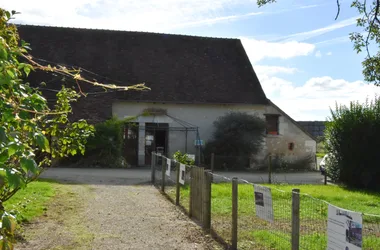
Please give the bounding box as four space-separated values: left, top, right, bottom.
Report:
175 183 380 249
4 179 57 223
316 152 326 158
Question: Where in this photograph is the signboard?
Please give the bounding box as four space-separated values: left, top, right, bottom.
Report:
253 185 274 223
327 204 363 250
179 164 186 185
194 140 204 146
166 158 171 177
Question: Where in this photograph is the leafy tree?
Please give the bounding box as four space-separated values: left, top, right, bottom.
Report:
0 8 148 247
325 97 380 190
204 112 266 170
257 0 380 86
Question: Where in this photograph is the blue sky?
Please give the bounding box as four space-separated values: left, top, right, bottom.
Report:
3 0 380 120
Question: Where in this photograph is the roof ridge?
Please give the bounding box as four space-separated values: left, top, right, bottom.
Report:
14 23 240 41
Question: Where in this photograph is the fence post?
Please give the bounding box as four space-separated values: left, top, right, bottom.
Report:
175 162 180 205
324 173 327 185
189 167 193 218
161 157 166 193
268 154 272 184
291 188 300 250
210 153 215 172
151 152 156 184
203 170 212 232
231 177 238 250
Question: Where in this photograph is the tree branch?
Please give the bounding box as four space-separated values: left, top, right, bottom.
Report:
335 0 341 20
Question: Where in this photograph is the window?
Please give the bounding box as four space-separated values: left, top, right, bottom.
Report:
265 114 280 135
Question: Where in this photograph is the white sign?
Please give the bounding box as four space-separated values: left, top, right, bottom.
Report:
253 185 274 223
327 204 363 250
166 158 171 177
179 164 186 185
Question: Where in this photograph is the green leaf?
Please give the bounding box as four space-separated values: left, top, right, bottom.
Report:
2 213 16 235
5 169 23 189
35 134 50 153
24 66 31 76
0 150 8 164
0 127 7 143
6 69 14 78
0 47 8 60
20 158 38 174
7 143 18 157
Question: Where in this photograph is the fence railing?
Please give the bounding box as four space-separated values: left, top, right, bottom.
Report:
151 152 380 250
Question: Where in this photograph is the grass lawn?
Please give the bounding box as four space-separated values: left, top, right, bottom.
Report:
4 179 57 224
316 152 326 158
170 183 380 250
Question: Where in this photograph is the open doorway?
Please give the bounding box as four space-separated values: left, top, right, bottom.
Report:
145 123 168 165
124 123 138 166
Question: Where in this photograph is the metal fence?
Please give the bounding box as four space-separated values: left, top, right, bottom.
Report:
151 152 380 250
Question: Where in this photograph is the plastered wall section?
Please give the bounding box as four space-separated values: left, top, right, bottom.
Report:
112 102 316 165
263 105 317 162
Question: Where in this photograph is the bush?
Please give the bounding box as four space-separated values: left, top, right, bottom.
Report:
325 98 380 190
204 112 266 170
173 151 195 165
64 117 129 168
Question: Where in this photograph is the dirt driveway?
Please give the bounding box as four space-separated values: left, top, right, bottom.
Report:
16 168 221 250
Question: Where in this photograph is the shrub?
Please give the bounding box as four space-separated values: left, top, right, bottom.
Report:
325 97 380 190
204 112 266 170
173 151 195 165
65 117 130 168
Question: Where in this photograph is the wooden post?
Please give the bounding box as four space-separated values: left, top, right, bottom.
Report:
161 157 166 193
189 167 193 218
268 154 272 184
203 170 212 232
324 173 327 185
151 152 156 184
175 162 181 205
291 188 300 250
314 154 318 170
211 153 215 172
231 177 238 250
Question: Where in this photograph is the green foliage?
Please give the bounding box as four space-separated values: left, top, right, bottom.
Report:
0 8 94 246
173 151 195 165
325 97 380 190
80 117 126 167
204 112 266 170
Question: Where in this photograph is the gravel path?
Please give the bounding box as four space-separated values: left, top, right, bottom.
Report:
16 169 221 250
86 184 219 250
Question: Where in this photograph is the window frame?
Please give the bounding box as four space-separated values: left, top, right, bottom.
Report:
264 114 280 135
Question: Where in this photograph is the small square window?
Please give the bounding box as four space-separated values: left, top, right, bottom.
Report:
265 115 280 135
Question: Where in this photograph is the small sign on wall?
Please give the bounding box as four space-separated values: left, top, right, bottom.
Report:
194 140 204 146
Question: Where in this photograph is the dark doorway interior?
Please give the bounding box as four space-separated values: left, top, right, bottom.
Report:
145 123 168 165
124 123 138 166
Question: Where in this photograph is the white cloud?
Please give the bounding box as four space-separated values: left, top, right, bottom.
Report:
315 50 322 58
4 0 261 32
271 16 359 42
241 37 315 63
254 66 298 76
326 51 332 56
260 76 380 120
